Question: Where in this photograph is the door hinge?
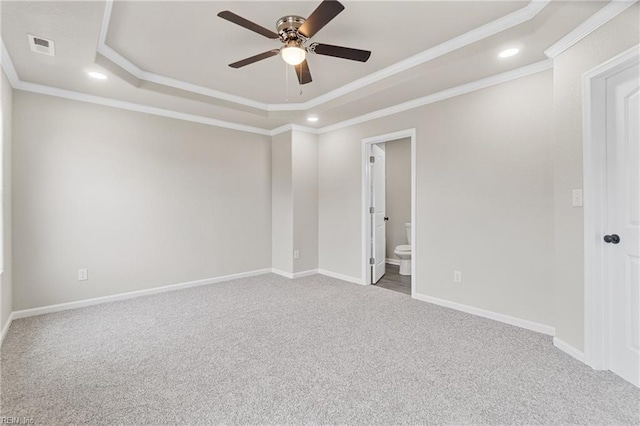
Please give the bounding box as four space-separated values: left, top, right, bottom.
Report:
369 257 375 265
369 156 375 163
369 206 375 214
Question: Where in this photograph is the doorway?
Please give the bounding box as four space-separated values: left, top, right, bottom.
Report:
361 129 416 296
584 46 639 387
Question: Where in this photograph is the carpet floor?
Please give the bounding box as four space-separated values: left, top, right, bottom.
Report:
1 273 638 425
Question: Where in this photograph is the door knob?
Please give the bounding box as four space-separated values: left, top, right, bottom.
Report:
604 234 620 244
384 217 389 221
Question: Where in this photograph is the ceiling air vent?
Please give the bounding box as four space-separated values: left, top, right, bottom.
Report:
27 34 55 56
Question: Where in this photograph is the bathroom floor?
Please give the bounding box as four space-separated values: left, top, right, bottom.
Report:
374 264 411 295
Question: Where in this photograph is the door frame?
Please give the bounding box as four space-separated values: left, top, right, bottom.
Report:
583 45 639 370
370 143 387 283
361 129 416 296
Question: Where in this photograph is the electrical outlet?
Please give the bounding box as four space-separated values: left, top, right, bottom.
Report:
453 270 462 283
78 269 88 281
294 250 300 259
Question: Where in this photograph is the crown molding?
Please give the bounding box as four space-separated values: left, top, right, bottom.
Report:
0 41 20 87
99 43 270 111
19 80 273 136
2 37 553 140
9 0 627 136
2 41 272 136
97 1 268 111
97 0 550 113
271 0 551 112
318 59 553 134
544 0 637 59
270 123 319 136
269 124 293 136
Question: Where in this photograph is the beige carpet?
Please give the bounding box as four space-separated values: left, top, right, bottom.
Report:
1 273 638 424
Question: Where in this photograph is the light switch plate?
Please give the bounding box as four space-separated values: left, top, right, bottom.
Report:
78 269 88 281
572 189 583 207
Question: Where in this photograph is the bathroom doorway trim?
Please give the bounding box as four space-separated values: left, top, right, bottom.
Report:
361 128 416 296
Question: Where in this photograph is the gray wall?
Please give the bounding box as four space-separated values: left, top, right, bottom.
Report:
384 138 411 260
317 127 362 278
292 131 319 273
552 5 640 351
1 70 12 330
271 131 293 274
5 6 637 346
272 130 319 275
319 71 555 327
12 91 272 310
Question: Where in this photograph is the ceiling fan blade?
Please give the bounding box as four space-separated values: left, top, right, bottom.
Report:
229 50 280 68
294 60 312 85
298 0 345 39
313 43 371 62
217 11 279 39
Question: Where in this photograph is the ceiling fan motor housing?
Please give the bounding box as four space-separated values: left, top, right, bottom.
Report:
277 15 306 46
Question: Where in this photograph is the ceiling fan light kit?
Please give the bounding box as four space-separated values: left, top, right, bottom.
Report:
281 45 306 66
217 0 371 85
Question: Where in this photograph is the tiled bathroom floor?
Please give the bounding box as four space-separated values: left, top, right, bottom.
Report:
374 264 411 295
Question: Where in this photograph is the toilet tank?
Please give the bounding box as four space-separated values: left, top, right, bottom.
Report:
405 223 411 244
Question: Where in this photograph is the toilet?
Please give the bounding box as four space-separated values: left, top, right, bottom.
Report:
394 223 412 276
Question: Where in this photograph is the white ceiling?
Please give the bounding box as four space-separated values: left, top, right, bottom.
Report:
107 1 525 104
0 1 613 131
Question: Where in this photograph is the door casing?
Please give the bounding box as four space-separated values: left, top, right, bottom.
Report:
583 45 639 372
361 129 416 295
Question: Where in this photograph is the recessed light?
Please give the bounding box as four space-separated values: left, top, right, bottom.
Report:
498 48 520 58
307 116 319 122
87 71 108 80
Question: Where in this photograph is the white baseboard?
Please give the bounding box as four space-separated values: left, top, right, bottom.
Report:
412 292 555 336
1 268 588 369
10 268 273 321
317 269 364 285
271 268 318 279
385 258 400 266
271 268 294 279
0 312 15 347
293 269 319 279
553 337 585 363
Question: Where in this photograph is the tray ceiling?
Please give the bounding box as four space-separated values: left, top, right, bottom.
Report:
0 1 617 131
106 1 524 104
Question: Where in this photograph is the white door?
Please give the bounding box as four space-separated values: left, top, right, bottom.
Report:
371 144 386 283
606 62 639 387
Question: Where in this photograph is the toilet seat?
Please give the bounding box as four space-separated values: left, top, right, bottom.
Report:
394 244 411 254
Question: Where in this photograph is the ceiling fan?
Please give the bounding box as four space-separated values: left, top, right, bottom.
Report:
217 0 371 85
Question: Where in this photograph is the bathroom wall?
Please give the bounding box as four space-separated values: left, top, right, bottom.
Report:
552 4 640 351
384 138 411 261
319 70 555 327
1 69 12 332
12 91 272 310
